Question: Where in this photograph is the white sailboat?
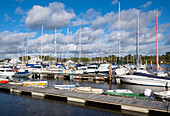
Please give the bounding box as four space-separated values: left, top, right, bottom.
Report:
118 9 170 87
153 10 168 77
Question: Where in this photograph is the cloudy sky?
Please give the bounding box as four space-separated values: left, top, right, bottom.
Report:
0 0 169 59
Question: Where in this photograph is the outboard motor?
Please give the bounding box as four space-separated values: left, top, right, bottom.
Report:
144 88 152 97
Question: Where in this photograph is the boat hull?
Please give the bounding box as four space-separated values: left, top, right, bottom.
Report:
22 81 48 87
154 91 170 101
119 75 170 87
103 92 149 100
0 80 9 84
0 72 15 77
0 79 9 84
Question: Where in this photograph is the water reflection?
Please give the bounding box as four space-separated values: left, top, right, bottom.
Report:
0 92 125 116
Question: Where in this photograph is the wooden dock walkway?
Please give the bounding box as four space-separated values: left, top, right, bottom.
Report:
33 71 112 81
34 71 109 77
0 84 169 115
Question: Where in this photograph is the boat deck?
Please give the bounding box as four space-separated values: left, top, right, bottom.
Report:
0 84 169 114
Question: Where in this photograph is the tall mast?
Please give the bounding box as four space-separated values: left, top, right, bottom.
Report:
156 9 159 71
22 35 24 66
41 25 43 61
67 28 69 59
54 28 57 62
118 1 121 61
79 26 81 62
102 49 103 63
27 33 29 63
48 34 51 66
136 9 140 69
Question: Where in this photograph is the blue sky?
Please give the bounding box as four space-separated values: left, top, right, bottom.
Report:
0 0 170 59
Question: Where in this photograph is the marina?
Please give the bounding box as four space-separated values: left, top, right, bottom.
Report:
0 0 170 115
0 66 170 115
0 83 170 115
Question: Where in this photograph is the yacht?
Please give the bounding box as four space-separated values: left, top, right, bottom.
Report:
119 72 170 87
85 64 98 74
75 66 87 74
0 68 15 78
118 10 170 87
13 69 33 78
96 64 118 74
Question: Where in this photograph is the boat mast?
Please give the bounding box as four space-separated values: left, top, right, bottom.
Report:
54 28 57 62
67 28 69 60
27 33 29 63
41 25 43 61
22 35 24 67
118 1 121 61
48 34 51 66
156 9 159 71
136 9 140 69
79 26 81 63
102 49 103 63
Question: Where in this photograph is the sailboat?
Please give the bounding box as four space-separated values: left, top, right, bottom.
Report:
118 9 170 87
152 10 168 77
13 35 33 78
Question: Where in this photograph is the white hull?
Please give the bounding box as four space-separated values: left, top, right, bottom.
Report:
119 75 170 87
0 72 15 77
154 91 170 100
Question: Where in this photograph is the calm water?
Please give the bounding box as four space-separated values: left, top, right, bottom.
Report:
0 64 169 116
0 92 125 116
148 64 170 73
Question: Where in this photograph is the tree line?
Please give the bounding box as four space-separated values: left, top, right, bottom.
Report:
0 52 169 64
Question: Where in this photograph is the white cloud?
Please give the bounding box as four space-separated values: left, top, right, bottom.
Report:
4 13 11 21
89 8 169 56
14 27 104 58
72 27 104 45
15 6 25 15
72 8 100 26
112 0 118 5
25 2 75 30
0 31 37 59
141 1 152 8
91 11 117 29
15 0 24 3
20 15 25 23
1 4 170 59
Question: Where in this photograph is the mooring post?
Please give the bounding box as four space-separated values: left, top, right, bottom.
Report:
145 60 148 70
34 73 35 79
150 60 153 72
13 64 15 71
54 74 57 79
109 60 112 90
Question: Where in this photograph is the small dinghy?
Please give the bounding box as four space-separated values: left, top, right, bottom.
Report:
8 81 22 85
105 89 133 93
53 85 77 90
71 86 104 94
22 81 48 88
154 91 170 101
0 78 9 84
103 88 152 100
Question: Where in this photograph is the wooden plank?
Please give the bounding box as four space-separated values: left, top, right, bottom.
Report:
121 105 149 113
